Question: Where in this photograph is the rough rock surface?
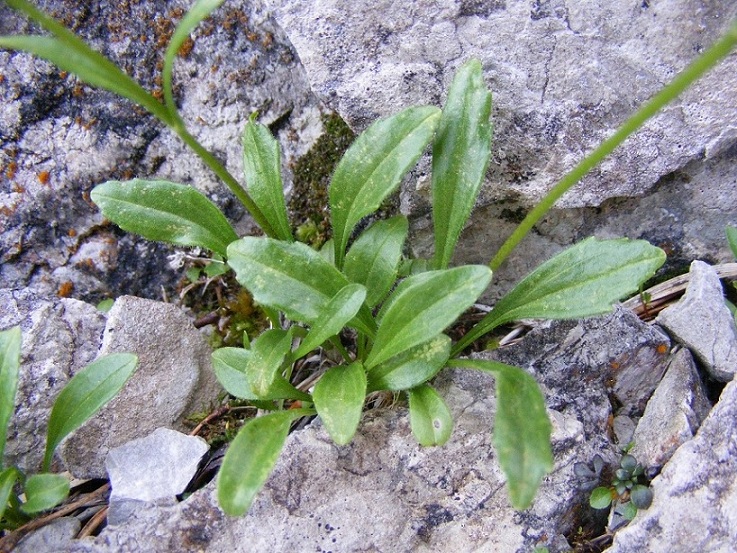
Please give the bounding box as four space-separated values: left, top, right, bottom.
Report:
60 296 221 478
657 260 737 382
59 308 675 553
15 517 80 553
630 347 712 470
0 0 325 303
263 0 737 297
0 288 106 472
605 376 737 553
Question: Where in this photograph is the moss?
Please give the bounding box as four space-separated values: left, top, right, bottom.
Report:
288 112 355 248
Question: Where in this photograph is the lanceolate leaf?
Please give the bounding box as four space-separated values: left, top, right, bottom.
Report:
366 265 491 369
293 285 367 359
43 353 138 472
0 0 173 125
367 334 451 392
0 326 21 462
211 347 310 402
727 225 737 259
242 119 293 241
0 468 20 523
330 106 441 267
344 216 408 307
217 409 313 516
243 329 292 398
227 237 376 335
313 362 367 445
451 359 552 510
408 384 453 446
20 473 70 514
432 59 493 270
452 237 666 355
91 180 239 258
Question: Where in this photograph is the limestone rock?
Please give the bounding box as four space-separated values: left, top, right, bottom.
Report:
262 0 737 298
605 376 737 553
630 347 712 470
15 517 80 553
657 260 737 382
0 0 324 302
60 296 221 478
0 288 106 472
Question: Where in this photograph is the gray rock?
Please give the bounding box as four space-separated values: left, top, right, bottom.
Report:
263 0 737 298
612 415 636 448
604 374 737 553
106 428 209 525
490 306 671 421
657 260 737 382
0 288 106 472
630 347 712 470
60 296 221 478
0 0 324 302
106 428 209 502
14 517 80 553
62 309 674 553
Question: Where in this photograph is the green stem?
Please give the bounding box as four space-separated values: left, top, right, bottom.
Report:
489 19 737 272
329 336 353 364
173 124 278 237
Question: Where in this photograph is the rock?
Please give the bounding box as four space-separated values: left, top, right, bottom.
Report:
657 260 737 382
604 375 737 553
60 296 221 478
0 288 106 472
629 348 712 470
0 0 324 303
14 517 80 553
262 0 737 298
61 308 676 552
490 307 671 421
612 415 636 448
106 428 209 525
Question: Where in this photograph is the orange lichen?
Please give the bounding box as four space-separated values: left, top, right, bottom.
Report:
6 161 17 180
656 343 669 355
58 281 74 298
38 170 51 185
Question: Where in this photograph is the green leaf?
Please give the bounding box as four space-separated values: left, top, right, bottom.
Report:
408 384 453 446
451 359 552 510
313 362 367 445
727 225 737 259
344 216 408 307
243 329 292 398
163 0 224 117
43 353 138 472
20 473 70 514
367 334 451 392
432 59 493 270
0 326 21 462
211 347 310 402
217 409 312 516
227 237 376 335
293 285 367 359
453 237 666 355
618 500 638 520
366 265 491 368
630 484 653 510
91 180 238 258
242 119 293 241
330 106 441 267
0 468 20 524
0 0 173 125
590 486 614 509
